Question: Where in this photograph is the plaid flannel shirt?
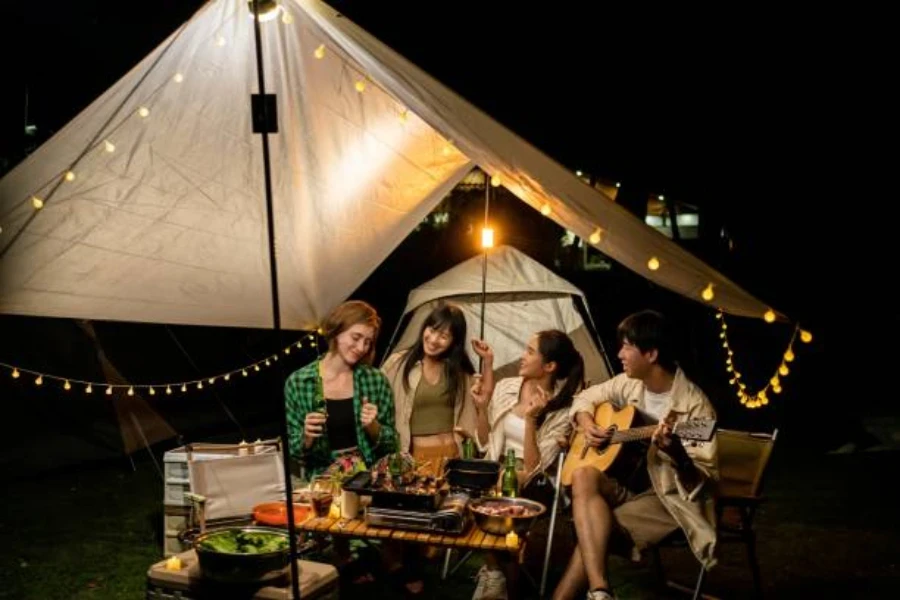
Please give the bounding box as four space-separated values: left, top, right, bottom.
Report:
284 359 397 476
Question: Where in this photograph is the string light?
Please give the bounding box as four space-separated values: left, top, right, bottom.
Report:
32 196 44 210
490 175 501 187
355 80 366 93
716 310 811 409
800 330 813 343
314 44 325 59
0 332 321 399
540 204 552 216
701 283 715 302
589 228 603 245
763 309 776 323
615 182 621 188
64 171 76 182
647 257 660 271
138 107 150 118
173 73 184 83
104 140 116 153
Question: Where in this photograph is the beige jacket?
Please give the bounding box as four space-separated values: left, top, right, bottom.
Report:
479 377 573 484
570 369 719 568
381 351 478 455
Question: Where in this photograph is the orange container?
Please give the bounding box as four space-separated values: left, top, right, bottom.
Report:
252 502 311 527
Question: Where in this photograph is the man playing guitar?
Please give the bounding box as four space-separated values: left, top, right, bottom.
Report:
553 310 719 600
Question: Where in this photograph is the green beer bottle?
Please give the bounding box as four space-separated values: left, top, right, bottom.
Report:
501 448 519 497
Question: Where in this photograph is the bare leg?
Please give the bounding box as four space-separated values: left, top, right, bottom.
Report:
571 467 616 591
552 548 588 600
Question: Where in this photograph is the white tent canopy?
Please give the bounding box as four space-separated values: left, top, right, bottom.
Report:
387 245 613 387
0 0 778 329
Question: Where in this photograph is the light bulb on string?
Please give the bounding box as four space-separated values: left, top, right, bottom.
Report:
149 387 156 396
197 382 203 390
173 73 184 83
540 204 552 216
63 380 71 391
701 284 715 302
254 365 261 372
127 387 134 396
208 377 215 385
647 257 660 271
265 359 271 367
106 386 113 395
181 383 187 392
589 228 603 244
242 369 248 377
86 384 93 394
32 196 44 209
779 364 789 376
773 385 782 394
64 171 76 182
104 140 115 153
314 44 325 59
481 227 495 249
763 309 776 323
138 107 150 118
355 80 366 93
224 374 231 381
12 368 20 379
35 375 43 386
784 349 795 362
166 386 173 395
490 175 501 187
800 330 813 343
284 347 291 355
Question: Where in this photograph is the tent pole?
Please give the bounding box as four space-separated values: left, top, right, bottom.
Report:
250 2 300 598
478 173 490 371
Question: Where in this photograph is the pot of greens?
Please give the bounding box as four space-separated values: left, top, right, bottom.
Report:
193 526 291 583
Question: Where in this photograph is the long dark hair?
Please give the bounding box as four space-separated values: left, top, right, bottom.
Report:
401 302 475 405
534 329 584 427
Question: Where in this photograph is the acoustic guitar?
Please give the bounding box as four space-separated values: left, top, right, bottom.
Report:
560 402 716 486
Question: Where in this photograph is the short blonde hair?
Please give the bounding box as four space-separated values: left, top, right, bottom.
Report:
321 300 382 365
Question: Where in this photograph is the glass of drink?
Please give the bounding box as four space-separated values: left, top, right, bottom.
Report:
310 477 335 518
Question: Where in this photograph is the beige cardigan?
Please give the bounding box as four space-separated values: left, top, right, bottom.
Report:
381 351 478 455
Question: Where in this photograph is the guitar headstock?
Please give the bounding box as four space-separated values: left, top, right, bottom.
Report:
673 418 717 442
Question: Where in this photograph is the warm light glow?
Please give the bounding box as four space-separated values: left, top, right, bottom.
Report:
615 182 621 188
540 204 552 216
589 228 603 244
181 383 187 392
265 359 271 367
138 107 150 118
658 195 665 201
284 347 291 355
173 73 184 83
149 387 156 395
763 309 776 323
281 10 293 24
242 369 248 377
166 386 173 395
32 196 44 210
355 80 366 93
197 382 203 390
224 374 231 381
576 170 583 177
481 227 495 249
106 386 113 395
779 364 789 376
104 140 115 153
647 257 660 271
35 375 43 386
86 384 92 393
64 380 71 391
11 368 20 379
490 175 501 187
246 0 282 22
208 377 215 384
800 330 813 343
254 365 261 372
701 283 715 302
215 36 226 47
314 44 325 59
773 385 782 394
784 349 795 362
770 376 780 387
65 171 76 182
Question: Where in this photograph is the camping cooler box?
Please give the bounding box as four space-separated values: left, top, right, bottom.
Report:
146 550 338 599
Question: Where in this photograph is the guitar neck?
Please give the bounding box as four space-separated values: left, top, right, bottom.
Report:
610 425 657 444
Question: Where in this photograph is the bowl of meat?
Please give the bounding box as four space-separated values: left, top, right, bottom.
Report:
468 497 546 536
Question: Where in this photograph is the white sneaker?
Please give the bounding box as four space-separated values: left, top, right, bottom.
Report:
586 589 614 600
472 566 508 600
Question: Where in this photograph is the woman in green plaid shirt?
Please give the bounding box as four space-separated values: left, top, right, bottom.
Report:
285 300 397 477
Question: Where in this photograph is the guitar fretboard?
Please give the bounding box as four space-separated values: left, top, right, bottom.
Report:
610 425 658 444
